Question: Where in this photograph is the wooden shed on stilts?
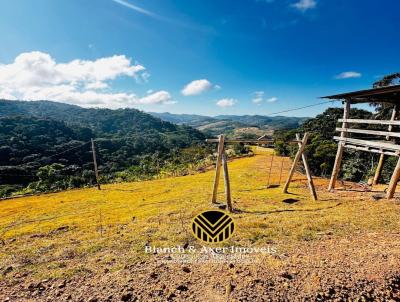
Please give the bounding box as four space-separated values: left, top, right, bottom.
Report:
322 85 400 199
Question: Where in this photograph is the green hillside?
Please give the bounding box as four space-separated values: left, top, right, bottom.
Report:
0 100 208 198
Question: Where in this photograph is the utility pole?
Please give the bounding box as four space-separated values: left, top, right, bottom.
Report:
91 138 101 190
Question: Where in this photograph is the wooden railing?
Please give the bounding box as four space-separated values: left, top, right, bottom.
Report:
338 118 400 126
335 127 400 138
333 136 400 152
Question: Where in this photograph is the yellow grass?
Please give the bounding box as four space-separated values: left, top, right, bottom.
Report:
1 149 400 279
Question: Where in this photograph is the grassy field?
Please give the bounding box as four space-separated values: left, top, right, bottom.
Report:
1 148 399 279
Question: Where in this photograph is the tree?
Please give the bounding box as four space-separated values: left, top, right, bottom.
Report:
373 73 400 88
371 73 400 112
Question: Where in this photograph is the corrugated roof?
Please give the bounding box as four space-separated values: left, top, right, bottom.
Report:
321 85 400 103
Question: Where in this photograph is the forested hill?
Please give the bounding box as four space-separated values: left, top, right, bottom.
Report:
0 100 208 197
0 100 203 137
149 112 307 129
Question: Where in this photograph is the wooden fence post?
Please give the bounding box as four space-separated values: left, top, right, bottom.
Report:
222 152 233 212
91 138 101 190
266 151 274 188
211 135 225 204
283 132 310 193
296 133 317 201
328 100 350 191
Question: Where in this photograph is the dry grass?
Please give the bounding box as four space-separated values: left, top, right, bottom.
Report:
1 148 400 280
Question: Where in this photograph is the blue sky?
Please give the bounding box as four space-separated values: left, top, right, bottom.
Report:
0 0 399 116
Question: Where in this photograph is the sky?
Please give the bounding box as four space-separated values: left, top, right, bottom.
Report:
0 0 399 117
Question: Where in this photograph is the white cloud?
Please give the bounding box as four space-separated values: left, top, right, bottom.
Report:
251 91 278 104
138 90 175 105
335 71 362 79
0 51 174 108
216 98 237 107
85 81 108 90
252 91 264 104
291 0 316 12
181 79 214 96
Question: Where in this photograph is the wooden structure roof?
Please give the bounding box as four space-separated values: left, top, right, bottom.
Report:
321 84 400 104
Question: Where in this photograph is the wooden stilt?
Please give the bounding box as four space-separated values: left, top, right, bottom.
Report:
283 132 310 193
387 156 400 199
211 135 225 204
373 106 397 185
328 100 350 191
222 152 233 212
373 155 385 185
296 133 317 201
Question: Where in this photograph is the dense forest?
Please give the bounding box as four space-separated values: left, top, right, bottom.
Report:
0 100 217 197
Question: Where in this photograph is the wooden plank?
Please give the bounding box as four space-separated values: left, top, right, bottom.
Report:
283 132 309 193
328 101 350 191
344 144 399 157
91 138 101 190
296 133 317 201
338 118 400 126
222 152 233 212
211 135 225 204
336 127 400 138
333 136 400 151
374 106 397 185
387 156 400 199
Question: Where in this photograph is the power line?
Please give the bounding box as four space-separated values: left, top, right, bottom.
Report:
43 141 91 160
10 141 91 168
266 100 338 116
0 173 36 177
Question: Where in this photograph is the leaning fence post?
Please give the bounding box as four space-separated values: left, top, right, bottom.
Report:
222 152 233 212
296 133 317 201
283 133 309 194
211 135 225 204
91 138 101 190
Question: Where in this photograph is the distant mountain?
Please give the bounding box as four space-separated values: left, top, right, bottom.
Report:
214 115 308 129
149 112 309 137
146 112 215 127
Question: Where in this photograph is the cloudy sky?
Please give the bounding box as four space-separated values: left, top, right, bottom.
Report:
0 0 399 116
